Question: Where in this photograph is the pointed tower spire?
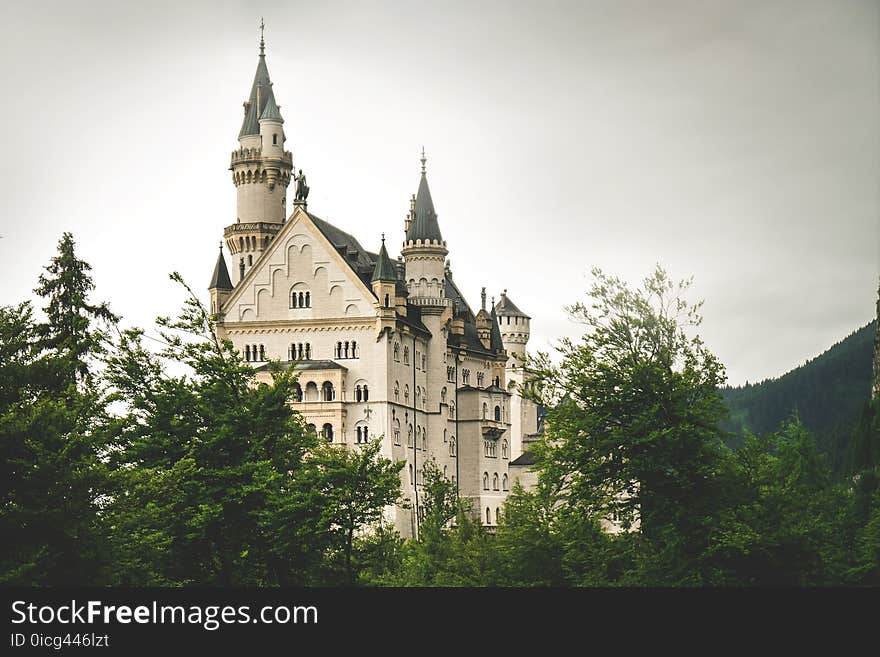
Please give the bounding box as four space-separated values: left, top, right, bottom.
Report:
406 148 443 243
372 233 398 283
209 244 233 290
490 297 505 353
239 21 274 138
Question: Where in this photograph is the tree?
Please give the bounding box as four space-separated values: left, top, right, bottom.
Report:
1 233 117 584
526 265 730 585
103 273 321 585
389 461 496 586
302 438 403 585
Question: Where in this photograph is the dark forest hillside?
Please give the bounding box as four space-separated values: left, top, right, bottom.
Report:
720 320 875 475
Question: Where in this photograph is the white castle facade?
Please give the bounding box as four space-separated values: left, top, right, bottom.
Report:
208 34 541 537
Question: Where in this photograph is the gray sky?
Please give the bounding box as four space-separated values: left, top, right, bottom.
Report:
0 0 877 386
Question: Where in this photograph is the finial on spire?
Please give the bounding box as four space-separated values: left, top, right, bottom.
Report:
381 232 385 244
420 147 426 174
219 241 223 251
259 17 266 56
481 287 487 311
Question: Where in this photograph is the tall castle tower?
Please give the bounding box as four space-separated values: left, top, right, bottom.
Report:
224 25 293 285
495 291 534 460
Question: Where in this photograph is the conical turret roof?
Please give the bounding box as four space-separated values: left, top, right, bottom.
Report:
406 152 443 243
260 90 283 122
239 44 275 138
209 248 233 290
371 237 397 283
494 290 530 319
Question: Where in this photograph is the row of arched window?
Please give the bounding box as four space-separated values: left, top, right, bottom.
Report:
308 422 372 445
290 290 311 308
335 341 358 359
482 472 509 492
291 381 336 402
356 426 370 444
288 343 311 360
486 507 500 525
354 384 369 402
244 344 265 361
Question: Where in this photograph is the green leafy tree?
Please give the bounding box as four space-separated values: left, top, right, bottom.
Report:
103 273 321 585
703 418 850 585
302 438 403 585
526 265 730 585
390 461 496 586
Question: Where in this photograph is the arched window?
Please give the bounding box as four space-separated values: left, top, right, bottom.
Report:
321 381 335 401
355 385 362 402
482 472 489 490
494 405 501 422
449 402 455 419
356 427 362 443
492 473 499 490
415 387 420 405
336 342 342 359
403 346 409 364
298 292 305 308
306 423 316 436
494 376 500 387
449 437 456 457
305 291 311 307
363 385 369 401
407 425 413 447
344 341 350 358
321 423 333 442
273 133 277 145
404 385 409 404
259 345 265 361
486 508 492 525
482 402 488 419
502 440 508 459
441 387 447 404
239 236 244 251
502 474 509 491
393 419 401 445
248 254 253 266
292 382 302 402
384 293 390 307
305 381 318 401
304 343 311 360
393 343 400 361
244 345 251 361
351 341 357 358
362 426 369 443
394 381 399 402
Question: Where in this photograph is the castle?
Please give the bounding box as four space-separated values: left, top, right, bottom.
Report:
208 30 541 537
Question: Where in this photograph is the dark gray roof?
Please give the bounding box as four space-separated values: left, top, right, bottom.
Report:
510 450 537 467
254 359 347 372
260 90 283 122
239 52 274 138
489 305 504 353
209 250 233 290
371 239 397 283
406 172 443 242
495 292 529 319
308 212 377 287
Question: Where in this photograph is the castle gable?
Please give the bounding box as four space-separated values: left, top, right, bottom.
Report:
222 208 378 324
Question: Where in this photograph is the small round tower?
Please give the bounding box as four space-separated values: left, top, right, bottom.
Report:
494 290 530 362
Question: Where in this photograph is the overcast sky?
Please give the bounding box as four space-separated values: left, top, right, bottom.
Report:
0 0 877 386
